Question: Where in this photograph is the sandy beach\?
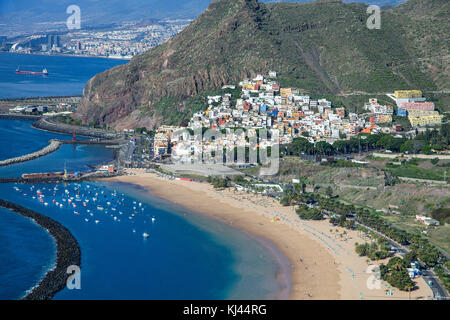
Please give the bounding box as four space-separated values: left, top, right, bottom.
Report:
105 169 433 300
